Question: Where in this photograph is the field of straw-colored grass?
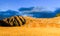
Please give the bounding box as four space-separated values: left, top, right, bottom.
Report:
0 16 60 36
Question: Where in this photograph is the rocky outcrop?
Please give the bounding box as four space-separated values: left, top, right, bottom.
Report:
0 16 26 27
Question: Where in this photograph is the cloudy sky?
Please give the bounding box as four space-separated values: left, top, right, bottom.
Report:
0 0 60 11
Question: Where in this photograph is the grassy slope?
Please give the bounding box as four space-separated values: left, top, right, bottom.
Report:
0 27 60 36
0 16 60 36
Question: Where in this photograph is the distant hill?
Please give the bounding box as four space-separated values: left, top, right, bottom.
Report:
21 11 56 18
0 10 20 20
1 7 60 20
0 11 57 20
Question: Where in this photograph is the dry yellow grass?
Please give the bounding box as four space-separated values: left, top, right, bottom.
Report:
24 16 60 28
0 16 60 36
0 27 60 36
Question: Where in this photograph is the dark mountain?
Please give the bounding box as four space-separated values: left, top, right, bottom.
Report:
0 10 20 20
55 8 60 13
18 7 57 18
18 7 34 11
0 7 60 20
21 11 56 18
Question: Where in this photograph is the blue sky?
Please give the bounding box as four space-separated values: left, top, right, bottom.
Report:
0 0 60 11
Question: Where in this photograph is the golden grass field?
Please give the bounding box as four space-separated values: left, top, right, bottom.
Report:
0 16 60 36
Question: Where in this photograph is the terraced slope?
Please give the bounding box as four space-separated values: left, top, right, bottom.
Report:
0 16 26 26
